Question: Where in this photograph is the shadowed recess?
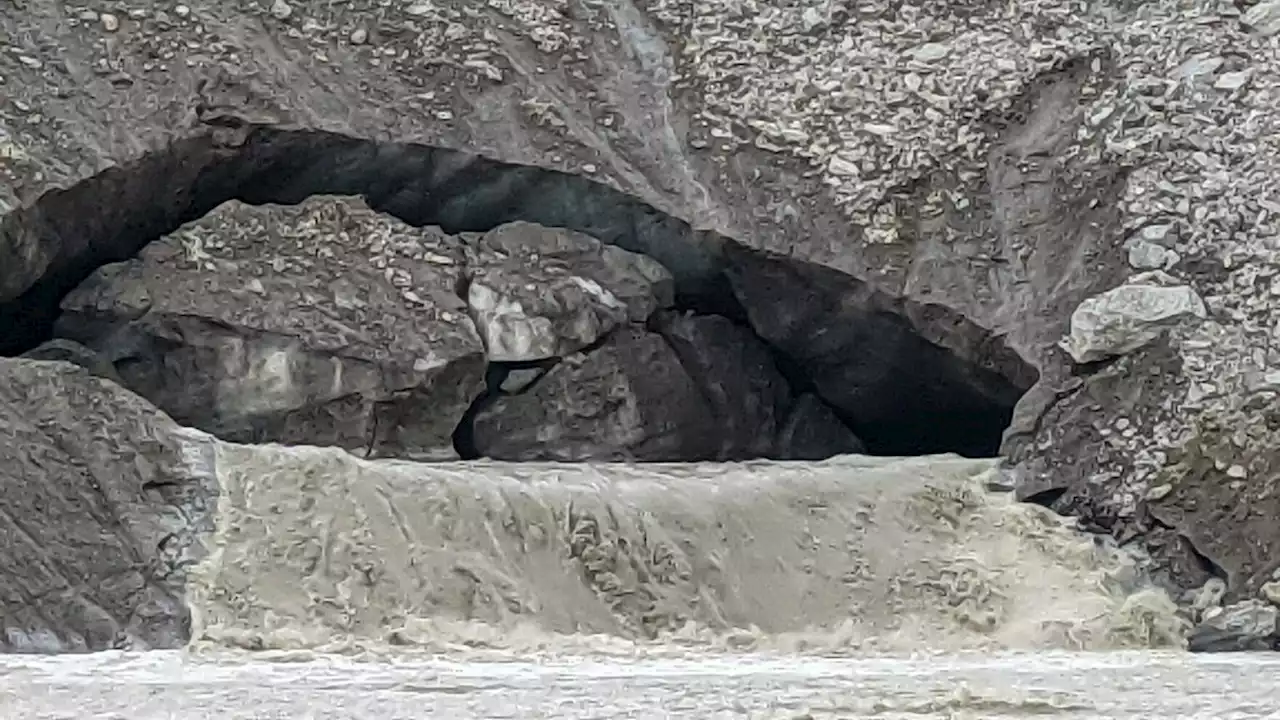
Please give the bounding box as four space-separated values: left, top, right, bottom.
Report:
0 126 1037 458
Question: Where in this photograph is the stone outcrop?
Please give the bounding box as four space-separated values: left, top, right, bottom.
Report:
774 394 867 461
472 327 719 461
56 195 488 460
0 357 215 652
471 312 862 462
2 0 1280 617
465 221 675 361
1059 271 1208 364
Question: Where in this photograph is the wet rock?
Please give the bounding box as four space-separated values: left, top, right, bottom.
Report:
498 366 547 394
20 338 121 383
56 196 487 460
1192 577 1228 617
1059 272 1208 364
774 393 867 460
465 222 675 362
1188 600 1278 652
471 327 718 461
0 357 216 651
653 312 793 459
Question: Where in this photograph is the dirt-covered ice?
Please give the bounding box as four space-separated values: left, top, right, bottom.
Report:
184 448 1188 657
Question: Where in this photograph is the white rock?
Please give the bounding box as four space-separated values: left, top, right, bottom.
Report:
1244 0 1280 37
1193 577 1227 612
1174 56 1223 80
270 0 292 20
467 282 561 362
909 43 950 62
1262 580 1280 607
1060 271 1208 363
1215 71 1252 91
1126 239 1179 270
827 154 860 177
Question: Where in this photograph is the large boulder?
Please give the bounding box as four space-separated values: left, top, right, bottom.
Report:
471 326 719 461
652 311 793 460
471 315 865 462
55 195 487 460
0 357 216 652
465 221 675 362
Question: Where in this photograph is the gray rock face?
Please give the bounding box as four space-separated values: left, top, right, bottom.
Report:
56 196 487 461
465 222 675 362
653 312 792 460
1059 272 1208 364
1188 600 1279 652
775 394 867 461
0 357 216 652
471 327 719 462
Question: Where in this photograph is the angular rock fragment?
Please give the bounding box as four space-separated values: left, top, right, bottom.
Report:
0 357 216 652
56 196 487 460
471 326 718 461
1187 599 1278 652
1060 271 1208 364
20 338 121 383
774 393 866 460
1260 580 1280 608
1244 0 1280 37
465 221 675 362
653 312 793 459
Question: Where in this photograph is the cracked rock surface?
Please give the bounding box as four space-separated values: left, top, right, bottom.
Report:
56 195 488 461
3 0 1280 617
0 358 216 652
464 221 675 362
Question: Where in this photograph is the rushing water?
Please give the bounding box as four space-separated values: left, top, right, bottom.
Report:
9 451 1269 718
4 649 1280 718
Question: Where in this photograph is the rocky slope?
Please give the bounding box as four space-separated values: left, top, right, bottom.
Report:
4 0 1280 635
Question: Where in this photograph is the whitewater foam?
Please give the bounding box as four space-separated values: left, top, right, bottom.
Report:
182 446 1189 658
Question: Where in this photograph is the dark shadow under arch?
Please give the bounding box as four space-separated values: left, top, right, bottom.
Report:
0 126 1037 458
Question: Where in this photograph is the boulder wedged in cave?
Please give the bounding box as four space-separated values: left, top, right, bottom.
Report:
0 357 216 652
775 394 867 461
471 315 864 462
465 221 675 362
20 338 122 384
55 195 487 460
470 326 720 462
652 311 794 460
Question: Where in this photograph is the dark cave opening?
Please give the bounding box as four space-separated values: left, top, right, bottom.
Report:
0 127 1036 461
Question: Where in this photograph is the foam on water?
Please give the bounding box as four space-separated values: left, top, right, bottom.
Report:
6 648 1280 719
181 446 1190 659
